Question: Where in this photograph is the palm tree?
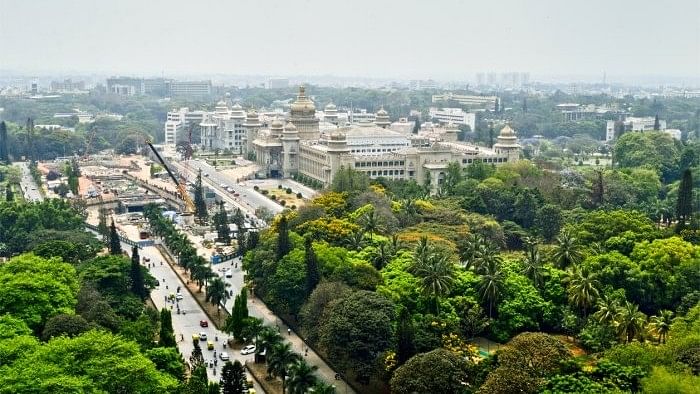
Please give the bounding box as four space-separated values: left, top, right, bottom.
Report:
372 242 392 270
521 238 545 288
566 266 600 317
409 248 456 314
593 294 619 327
256 326 282 355
459 233 487 270
552 231 584 268
345 230 365 251
286 360 318 394
478 259 505 318
205 277 231 315
472 242 502 275
267 342 301 393
649 310 673 344
389 233 402 254
310 381 336 394
360 210 382 241
241 317 264 344
615 301 647 343
191 260 213 292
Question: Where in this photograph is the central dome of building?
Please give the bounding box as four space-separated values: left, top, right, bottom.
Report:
290 86 316 117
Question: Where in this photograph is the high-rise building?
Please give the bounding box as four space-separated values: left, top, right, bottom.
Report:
428 107 476 130
168 80 212 97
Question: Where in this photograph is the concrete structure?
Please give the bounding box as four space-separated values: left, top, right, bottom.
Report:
168 80 212 97
251 87 521 193
50 79 86 92
432 93 498 109
348 109 376 124
605 116 667 141
429 107 476 130
163 108 208 146
200 101 247 152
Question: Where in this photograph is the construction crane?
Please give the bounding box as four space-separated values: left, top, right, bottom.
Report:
145 139 196 218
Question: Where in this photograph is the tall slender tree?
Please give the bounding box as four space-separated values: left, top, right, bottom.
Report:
193 169 208 222
159 307 177 347
304 236 320 295
130 246 146 300
109 219 122 255
214 201 231 244
676 169 693 229
488 124 495 148
396 306 416 365
653 114 661 131
277 215 291 260
97 207 109 243
220 360 247 394
0 121 8 162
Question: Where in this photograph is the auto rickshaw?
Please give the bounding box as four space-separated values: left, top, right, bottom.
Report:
192 333 200 342
207 341 214 350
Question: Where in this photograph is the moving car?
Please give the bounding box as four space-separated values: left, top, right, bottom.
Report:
199 332 207 341
219 352 230 361
225 271 233 278
199 320 208 327
241 345 256 355
207 341 214 350
176 293 183 301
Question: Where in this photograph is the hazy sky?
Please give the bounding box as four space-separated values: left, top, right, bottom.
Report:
1 0 698 79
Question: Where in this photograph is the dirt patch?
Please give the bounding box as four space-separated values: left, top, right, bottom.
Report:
554 335 588 358
247 361 283 394
261 187 305 209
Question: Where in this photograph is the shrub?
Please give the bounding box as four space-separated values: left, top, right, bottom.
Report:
261 189 268 195
253 185 259 191
278 184 283 189
286 188 293 194
270 194 277 200
296 192 303 198
291 205 297 210
280 200 286 206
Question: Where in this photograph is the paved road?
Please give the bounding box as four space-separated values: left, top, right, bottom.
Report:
186 160 283 215
14 162 44 202
135 245 263 391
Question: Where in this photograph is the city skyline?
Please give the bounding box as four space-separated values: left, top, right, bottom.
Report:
0 0 698 83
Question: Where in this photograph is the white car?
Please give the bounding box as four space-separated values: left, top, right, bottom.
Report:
225 271 233 278
241 345 256 355
219 352 230 361
199 332 208 341
175 293 183 300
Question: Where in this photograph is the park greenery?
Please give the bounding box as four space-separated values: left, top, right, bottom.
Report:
240 131 700 393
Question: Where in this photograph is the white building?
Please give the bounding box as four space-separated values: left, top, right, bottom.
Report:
605 116 667 142
163 107 207 146
200 101 247 152
429 107 476 131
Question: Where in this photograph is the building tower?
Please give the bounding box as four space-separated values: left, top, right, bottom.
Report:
444 122 459 142
289 86 319 140
281 122 300 178
269 117 284 139
243 107 261 156
492 124 521 163
325 132 351 185
324 102 339 125
375 107 391 128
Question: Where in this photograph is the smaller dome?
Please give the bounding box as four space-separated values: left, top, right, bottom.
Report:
247 108 258 117
216 100 226 106
271 118 284 128
376 107 388 116
499 124 516 136
284 122 297 131
325 102 337 110
232 103 242 110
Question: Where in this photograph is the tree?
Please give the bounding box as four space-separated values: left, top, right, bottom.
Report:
535 204 562 241
159 308 177 347
521 238 545 288
408 244 456 314
319 290 395 384
653 114 660 131
0 121 8 162
304 236 320 295
551 231 583 268
206 277 231 315
276 215 291 262
591 169 604 207
220 360 247 394
396 306 416 365
146 347 185 382
190 341 204 368
566 265 600 317
615 301 647 343
478 258 505 318
488 124 495 148
41 314 91 341
109 218 122 255
649 310 673 344
498 332 571 378
299 281 352 343
130 246 146 300
214 201 231 244
593 294 620 327
267 342 301 393
0 330 179 392
286 360 318 394
676 169 693 229
360 209 382 241
0 254 79 331
186 363 209 394
193 169 208 222
390 348 472 394
311 381 337 394
225 289 249 340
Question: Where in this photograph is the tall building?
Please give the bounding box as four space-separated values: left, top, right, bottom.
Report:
605 116 667 142
250 87 522 193
199 101 247 152
287 86 319 140
50 79 86 92
432 93 497 110
107 77 143 96
168 80 212 97
428 107 476 130
163 107 207 146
